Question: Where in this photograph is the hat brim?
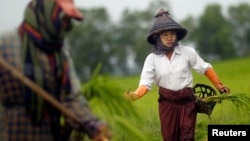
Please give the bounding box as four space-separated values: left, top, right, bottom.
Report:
55 0 83 21
147 27 187 45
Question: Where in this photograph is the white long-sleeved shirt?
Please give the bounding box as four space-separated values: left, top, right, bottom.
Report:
139 45 212 91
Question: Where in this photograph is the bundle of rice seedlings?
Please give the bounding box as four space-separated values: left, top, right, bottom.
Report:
204 93 250 114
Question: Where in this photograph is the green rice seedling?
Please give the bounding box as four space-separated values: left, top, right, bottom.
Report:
82 63 152 140
194 93 250 141
202 92 250 124
204 93 250 111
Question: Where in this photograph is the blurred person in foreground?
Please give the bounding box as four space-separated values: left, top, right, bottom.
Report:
125 9 230 141
0 0 111 141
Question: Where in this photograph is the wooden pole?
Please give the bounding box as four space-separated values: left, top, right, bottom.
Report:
0 56 110 141
0 56 81 123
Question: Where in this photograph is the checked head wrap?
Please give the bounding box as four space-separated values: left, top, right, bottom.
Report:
18 0 82 122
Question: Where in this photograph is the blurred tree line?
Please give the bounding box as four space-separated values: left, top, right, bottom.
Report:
66 0 250 82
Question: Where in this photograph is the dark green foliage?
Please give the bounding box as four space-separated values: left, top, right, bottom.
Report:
228 3 250 56
190 4 236 60
66 1 250 78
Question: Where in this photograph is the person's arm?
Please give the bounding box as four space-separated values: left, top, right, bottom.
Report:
61 50 111 141
205 67 230 94
62 93 110 139
125 54 154 101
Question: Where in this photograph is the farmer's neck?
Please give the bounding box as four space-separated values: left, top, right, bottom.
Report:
166 50 173 60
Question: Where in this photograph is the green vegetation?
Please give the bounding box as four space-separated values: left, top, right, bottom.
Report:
83 57 250 141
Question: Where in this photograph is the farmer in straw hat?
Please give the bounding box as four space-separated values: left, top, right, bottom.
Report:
125 9 230 141
0 0 111 141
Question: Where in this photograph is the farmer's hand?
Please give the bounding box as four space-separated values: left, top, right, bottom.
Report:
124 86 148 101
218 86 230 94
124 90 139 101
92 122 112 141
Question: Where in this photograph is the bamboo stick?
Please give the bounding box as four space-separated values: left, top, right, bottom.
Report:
0 56 109 141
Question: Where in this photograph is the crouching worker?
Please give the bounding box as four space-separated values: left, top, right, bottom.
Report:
0 0 111 141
